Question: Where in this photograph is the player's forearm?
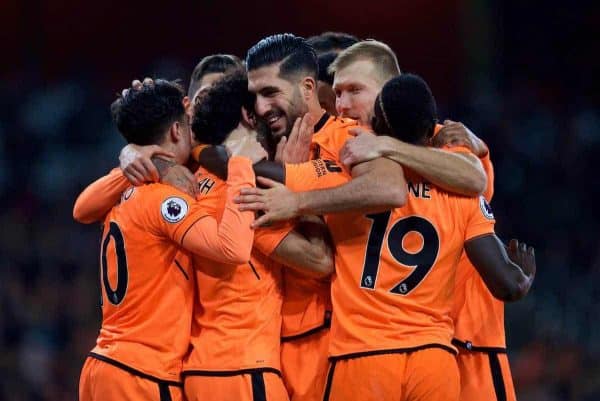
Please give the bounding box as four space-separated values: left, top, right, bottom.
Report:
272 226 334 278
465 234 534 302
194 145 285 184
378 136 487 196
184 157 256 264
295 158 406 216
73 168 130 224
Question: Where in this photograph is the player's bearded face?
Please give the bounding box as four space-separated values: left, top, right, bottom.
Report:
248 65 309 139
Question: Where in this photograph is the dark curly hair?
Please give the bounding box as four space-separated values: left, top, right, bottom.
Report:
191 71 256 145
110 79 186 145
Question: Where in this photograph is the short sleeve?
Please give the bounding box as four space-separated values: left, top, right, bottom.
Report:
479 150 495 202
285 159 351 192
464 195 496 241
253 221 295 256
146 185 210 244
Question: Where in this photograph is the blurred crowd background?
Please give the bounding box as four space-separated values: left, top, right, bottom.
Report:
1 0 598 400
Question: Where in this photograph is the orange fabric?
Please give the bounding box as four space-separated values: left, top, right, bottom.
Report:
285 117 498 356
73 167 130 223
452 260 506 348
278 115 356 400
457 350 516 401
184 371 289 401
93 183 207 381
184 164 291 373
281 115 356 338
479 150 495 203
452 151 506 348
280 328 330 401
325 348 459 401
79 355 183 401
326 168 496 357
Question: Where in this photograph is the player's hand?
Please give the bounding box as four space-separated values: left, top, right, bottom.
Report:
506 239 536 278
275 114 314 163
340 128 381 166
235 177 299 227
227 132 268 164
160 164 199 198
432 120 489 158
119 144 175 185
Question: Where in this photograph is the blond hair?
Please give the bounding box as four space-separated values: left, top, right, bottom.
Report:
328 40 401 83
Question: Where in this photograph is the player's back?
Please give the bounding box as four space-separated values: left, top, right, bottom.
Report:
327 169 496 357
183 167 284 372
93 183 198 382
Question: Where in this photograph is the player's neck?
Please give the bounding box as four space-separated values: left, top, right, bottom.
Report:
307 104 327 124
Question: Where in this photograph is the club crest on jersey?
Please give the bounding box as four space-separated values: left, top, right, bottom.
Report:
161 197 188 223
479 196 494 220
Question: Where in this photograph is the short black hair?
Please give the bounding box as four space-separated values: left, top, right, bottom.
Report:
317 52 337 85
246 33 318 81
188 54 243 98
373 74 437 145
111 79 186 146
191 70 255 145
307 31 359 54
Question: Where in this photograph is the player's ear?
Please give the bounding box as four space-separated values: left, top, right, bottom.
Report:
170 121 181 142
240 107 256 129
300 76 317 101
182 96 192 118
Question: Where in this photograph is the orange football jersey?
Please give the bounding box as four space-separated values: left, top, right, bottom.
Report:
284 121 497 356
183 166 292 373
326 170 495 357
452 150 505 348
92 183 206 382
281 114 358 338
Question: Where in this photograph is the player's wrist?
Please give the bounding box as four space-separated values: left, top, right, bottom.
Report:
293 192 307 218
380 136 406 158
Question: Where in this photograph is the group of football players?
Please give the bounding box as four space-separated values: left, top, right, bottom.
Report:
73 32 536 401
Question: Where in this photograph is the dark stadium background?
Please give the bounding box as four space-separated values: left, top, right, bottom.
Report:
1 1 598 400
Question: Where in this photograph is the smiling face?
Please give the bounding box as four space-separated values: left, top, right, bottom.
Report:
247 63 309 139
332 59 384 127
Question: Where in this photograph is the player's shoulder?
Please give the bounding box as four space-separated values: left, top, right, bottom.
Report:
195 166 224 184
313 114 362 152
122 183 194 217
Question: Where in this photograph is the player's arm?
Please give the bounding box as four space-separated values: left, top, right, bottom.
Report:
73 168 130 223
294 158 406 215
256 217 334 278
194 144 285 183
464 236 535 302
237 157 407 227
340 128 487 196
179 157 256 264
431 120 495 201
